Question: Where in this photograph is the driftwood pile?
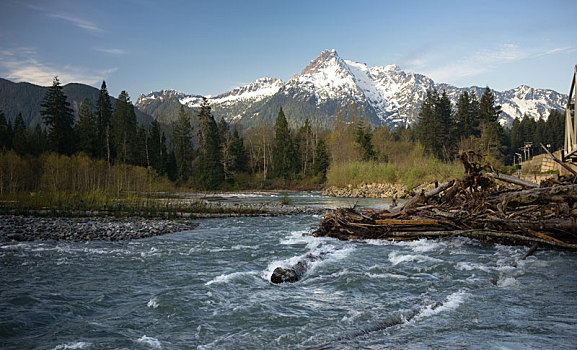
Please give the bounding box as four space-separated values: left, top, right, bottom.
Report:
313 150 577 251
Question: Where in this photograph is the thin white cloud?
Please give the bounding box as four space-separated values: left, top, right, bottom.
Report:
421 44 574 83
20 2 103 34
0 47 116 86
95 48 127 55
48 13 103 33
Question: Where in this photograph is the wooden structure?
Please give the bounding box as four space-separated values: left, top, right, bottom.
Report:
564 64 577 162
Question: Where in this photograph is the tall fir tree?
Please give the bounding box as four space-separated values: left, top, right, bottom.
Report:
478 87 505 156
195 97 224 190
148 120 167 175
454 90 480 139
28 124 47 156
172 105 194 181
111 91 138 164
355 117 377 161
12 113 28 156
75 98 98 158
272 107 298 179
40 76 75 155
415 90 438 156
0 111 12 150
96 81 113 162
229 128 250 174
312 138 330 181
437 90 455 159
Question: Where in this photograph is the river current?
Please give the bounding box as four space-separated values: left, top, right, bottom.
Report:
1 193 576 349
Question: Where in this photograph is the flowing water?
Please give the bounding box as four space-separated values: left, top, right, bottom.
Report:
1 194 576 349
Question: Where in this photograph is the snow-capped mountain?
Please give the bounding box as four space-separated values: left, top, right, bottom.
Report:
135 50 567 128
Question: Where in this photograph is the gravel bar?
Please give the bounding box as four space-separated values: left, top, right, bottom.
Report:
0 215 199 242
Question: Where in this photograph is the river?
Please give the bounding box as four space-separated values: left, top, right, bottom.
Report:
1 192 576 349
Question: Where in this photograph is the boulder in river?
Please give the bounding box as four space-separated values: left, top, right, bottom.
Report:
270 251 331 284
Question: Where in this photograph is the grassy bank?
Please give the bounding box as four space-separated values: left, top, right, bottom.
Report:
326 158 464 190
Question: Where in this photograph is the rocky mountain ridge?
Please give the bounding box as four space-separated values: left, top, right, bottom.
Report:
135 49 568 128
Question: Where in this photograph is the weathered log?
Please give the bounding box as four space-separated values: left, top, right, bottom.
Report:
489 184 577 207
473 218 577 235
425 180 455 198
486 172 539 188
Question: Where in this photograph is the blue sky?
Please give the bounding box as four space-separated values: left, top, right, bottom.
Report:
1 0 575 99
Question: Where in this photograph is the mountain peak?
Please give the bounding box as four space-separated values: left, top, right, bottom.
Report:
300 49 344 75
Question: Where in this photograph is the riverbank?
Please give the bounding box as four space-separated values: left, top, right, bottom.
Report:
322 182 436 198
0 202 328 242
0 215 200 242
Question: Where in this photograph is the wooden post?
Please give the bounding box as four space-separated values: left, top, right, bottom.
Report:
564 64 577 161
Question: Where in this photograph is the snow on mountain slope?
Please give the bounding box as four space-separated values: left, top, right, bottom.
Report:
136 49 566 128
210 77 283 106
287 49 364 102
136 78 282 109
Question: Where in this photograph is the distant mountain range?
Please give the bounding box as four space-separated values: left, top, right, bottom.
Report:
0 50 567 130
136 49 567 129
0 78 152 127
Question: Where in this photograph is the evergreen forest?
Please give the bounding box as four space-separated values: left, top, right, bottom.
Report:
0 78 567 198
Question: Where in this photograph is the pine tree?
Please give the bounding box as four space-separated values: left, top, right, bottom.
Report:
40 76 75 155
166 150 178 182
455 90 480 139
230 128 250 174
29 124 47 156
479 87 504 156
135 126 148 167
96 81 113 162
0 111 11 150
312 139 330 181
272 107 298 179
355 117 377 161
12 113 28 156
75 98 98 157
195 97 224 190
111 91 138 164
546 109 564 150
172 105 193 181
436 90 455 159
415 90 438 155
148 120 167 175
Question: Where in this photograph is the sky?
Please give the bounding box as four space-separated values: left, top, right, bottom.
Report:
0 0 576 99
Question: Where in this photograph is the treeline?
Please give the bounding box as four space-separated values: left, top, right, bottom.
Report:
412 87 565 164
0 77 330 191
0 79 566 193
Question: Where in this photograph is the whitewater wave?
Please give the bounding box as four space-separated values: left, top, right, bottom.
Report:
136 335 162 349
147 296 160 309
263 244 355 282
388 251 443 266
52 342 91 350
414 290 470 320
308 290 470 349
205 271 254 286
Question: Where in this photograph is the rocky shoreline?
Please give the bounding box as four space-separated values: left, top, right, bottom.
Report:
0 204 328 242
322 182 436 199
0 215 200 242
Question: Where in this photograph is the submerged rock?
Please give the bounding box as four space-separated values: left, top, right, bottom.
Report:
271 262 308 284
270 252 331 284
